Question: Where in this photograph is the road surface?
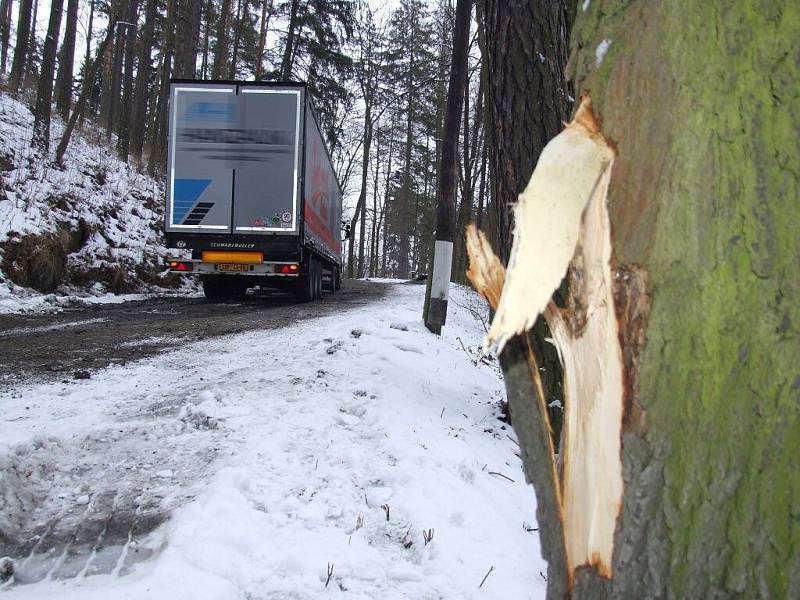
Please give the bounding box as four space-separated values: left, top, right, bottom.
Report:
0 280 389 388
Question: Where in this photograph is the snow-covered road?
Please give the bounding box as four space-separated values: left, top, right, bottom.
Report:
0 281 546 599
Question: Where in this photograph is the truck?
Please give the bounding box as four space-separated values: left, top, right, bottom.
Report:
163 80 344 302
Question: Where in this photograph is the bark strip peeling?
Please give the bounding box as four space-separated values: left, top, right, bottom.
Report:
485 96 615 353
470 95 623 583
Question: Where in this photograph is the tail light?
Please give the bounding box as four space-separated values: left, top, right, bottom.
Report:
275 263 299 274
168 260 194 272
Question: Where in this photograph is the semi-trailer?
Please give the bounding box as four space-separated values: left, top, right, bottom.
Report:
164 80 344 301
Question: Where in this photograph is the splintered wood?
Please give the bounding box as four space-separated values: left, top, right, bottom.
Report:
467 95 622 582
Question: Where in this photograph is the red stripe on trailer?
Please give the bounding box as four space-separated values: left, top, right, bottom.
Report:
304 201 341 255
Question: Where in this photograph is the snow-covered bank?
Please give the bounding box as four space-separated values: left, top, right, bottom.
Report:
0 282 546 599
0 92 184 313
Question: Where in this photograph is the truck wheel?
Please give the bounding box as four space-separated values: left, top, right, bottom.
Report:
322 263 335 293
313 258 323 299
294 266 315 303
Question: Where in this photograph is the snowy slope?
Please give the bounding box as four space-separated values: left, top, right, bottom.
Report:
0 282 547 599
0 92 187 314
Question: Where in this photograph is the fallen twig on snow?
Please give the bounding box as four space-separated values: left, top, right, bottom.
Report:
479 565 494 588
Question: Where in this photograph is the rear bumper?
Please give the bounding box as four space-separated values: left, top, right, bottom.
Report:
166 258 300 276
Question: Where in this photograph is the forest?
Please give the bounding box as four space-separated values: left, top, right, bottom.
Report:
0 0 798 599
0 0 521 286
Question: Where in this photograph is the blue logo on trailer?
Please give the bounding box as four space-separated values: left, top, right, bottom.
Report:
185 102 236 122
172 179 212 225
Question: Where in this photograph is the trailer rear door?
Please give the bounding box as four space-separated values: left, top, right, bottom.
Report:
166 83 302 235
233 87 301 233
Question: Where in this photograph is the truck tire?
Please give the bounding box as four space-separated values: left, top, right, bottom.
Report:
313 258 323 299
323 263 335 293
294 264 315 303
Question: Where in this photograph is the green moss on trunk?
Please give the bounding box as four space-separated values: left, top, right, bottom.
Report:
569 1 799 597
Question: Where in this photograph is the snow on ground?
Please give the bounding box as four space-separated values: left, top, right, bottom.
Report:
0 282 546 599
0 91 186 313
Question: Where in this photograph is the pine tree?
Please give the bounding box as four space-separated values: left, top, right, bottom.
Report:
130 0 158 164
31 0 64 151
0 0 11 74
55 0 79 121
8 0 34 93
211 0 232 78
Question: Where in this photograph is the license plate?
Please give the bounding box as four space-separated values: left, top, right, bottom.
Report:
218 263 249 272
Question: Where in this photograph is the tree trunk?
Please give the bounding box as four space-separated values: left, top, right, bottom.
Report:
476 140 487 230
254 0 272 79
0 0 11 75
211 0 231 79
228 0 247 79
175 0 201 78
424 0 470 332
130 0 157 165
480 0 572 476
30 0 64 151
8 0 34 93
85 0 95 64
147 0 176 175
351 101 371 279
369 128 382 278
55 0 79 121
482 0 571 263
200 0 212 78
56 19 117 165
397 75 414 280
116 0 140 159
471 1 800 598
279 0 300 80
452 78 473 284
380 125 394 278
24 0 38 89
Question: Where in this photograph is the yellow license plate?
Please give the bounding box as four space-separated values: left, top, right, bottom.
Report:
218 263 250 272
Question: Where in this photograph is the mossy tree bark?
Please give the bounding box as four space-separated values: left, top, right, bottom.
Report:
567 1 799 597
491 1 799 598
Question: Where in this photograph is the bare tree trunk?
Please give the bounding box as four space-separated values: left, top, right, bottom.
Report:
85 0 95 64
423 0 470 332
279 0 299 80
482 0 571 264
254 0 273 79
476 139 487 230
24 0 38 89
56 19 117 165
0 0 11 75
200 0 212 78
211 0 231 79
452 77 473 284
228 0 247 79
130 0 157 165
116 0 140 159
369 129 382 277
55 0 79 121
175 0 201 78
147 0 176 175
31 0 64 151
380 126 394 278
8 0 34 94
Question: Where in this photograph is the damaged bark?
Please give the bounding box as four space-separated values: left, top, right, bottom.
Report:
470 96 640 593
471 1 799 597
